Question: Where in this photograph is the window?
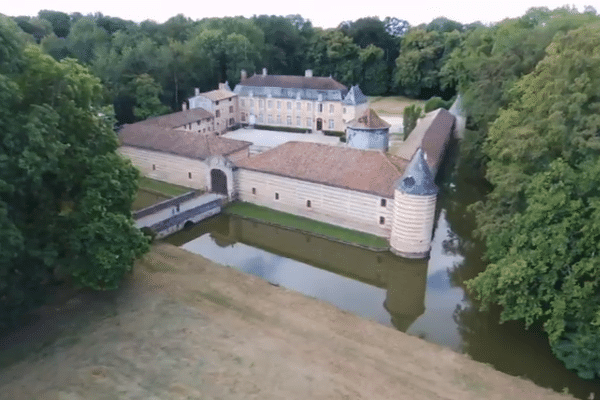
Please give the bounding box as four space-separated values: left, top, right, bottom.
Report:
188 172 192 179
229 98 232 102
318 103 323 113
152 164 156 170
379 216 385 225
259 99 264 108
229 118 234 125
197 120 200 124
229 106 234 113
296 116 301 126
208 126 211 131
287 116 292 126
296 102 301 110
216 110 220 118
215 101 219 105
343 107 347 114
307 103 312 111
329 104 334 114
287 101 292 110
259 113 264 123
277 115 282 124
241 99 245 107
329 119 334 129
188 123 192 129
277 101 281 110
268 100 272 109
306 118 311 127
252 188 256 195
381 199 386 207
306 200 311 208
241 113 246 122
275 192 279 200
268 114 273 123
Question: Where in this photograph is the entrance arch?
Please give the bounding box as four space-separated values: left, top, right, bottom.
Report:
316 118 323 131
210 169 228 195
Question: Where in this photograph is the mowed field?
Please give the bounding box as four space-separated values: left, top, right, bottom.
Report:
369 96 426 116
0 244 575 400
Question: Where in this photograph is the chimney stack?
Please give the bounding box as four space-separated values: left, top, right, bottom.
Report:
305 69 313 78
241 69 247 81
194 88 200 96
182 102 187 111
262 67 267 76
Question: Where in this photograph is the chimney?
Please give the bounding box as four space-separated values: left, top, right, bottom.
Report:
305 69 313 78
218 82 226 90
262 67 267 76
241 69 247 81
182 102 187 111
194 88 200 96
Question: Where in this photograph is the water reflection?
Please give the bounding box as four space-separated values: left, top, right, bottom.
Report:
170 216 428 331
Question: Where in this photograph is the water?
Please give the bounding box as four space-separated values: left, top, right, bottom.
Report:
166 141 600 399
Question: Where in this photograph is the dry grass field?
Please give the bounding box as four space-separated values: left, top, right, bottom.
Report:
369 96 426 115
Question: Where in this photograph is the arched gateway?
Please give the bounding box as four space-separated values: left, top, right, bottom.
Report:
210 169 228 195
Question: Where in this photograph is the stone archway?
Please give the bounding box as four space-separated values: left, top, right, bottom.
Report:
210 169 228 195
316 118 323 131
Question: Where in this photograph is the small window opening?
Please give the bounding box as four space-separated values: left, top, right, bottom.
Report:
379 216 385 225
306 200 311 208
152 164 156 170
381 199 386 207
188 172 192 179
275 192 279 200
252 187 256 195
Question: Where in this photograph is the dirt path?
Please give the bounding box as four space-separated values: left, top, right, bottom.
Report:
0 244 574 400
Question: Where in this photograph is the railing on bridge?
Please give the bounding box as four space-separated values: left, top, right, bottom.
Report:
133 191 197 219
148 199 222 233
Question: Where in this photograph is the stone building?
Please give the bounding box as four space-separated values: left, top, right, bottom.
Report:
186 82 239 134
234 68 368 132
346 108 391 151
118 110 251 190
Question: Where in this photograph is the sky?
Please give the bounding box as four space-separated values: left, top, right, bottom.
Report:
1 0 595 28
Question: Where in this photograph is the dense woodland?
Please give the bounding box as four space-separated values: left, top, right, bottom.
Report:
2 6 600 379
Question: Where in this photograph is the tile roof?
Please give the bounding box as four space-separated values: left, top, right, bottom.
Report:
139 108 214 129
119 123 251 160
348 108 391 129
196 89 236 102
236 141 407 197
393 108 456 174
239 74 347 91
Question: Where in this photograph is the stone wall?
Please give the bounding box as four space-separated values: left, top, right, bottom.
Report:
389 190 437 258
235 169 393 238
118 146 208 190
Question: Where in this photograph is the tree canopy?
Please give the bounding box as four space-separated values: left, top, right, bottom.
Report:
0 15 148 328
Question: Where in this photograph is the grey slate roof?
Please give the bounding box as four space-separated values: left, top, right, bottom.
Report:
233 74 350 102
396 148 438 196
343 85 368 106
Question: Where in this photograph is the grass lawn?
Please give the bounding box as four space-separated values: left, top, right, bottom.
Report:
132 189 171 211
225 202 389 249
368 96 426 116
138 177 192 197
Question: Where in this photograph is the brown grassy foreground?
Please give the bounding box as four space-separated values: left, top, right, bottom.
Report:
0 244 574 400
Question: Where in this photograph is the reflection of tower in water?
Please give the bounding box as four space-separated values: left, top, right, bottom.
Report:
383 258 428 332
219 216 428 332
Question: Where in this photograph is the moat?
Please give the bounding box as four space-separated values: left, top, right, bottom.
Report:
166 142 600 399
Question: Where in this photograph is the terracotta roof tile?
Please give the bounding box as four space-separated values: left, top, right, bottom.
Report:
236 142 406 197
348 108 391 129
197 89 236 102
139 108 214 129
119 123 250 160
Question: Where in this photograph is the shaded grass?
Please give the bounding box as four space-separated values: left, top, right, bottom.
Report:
132 189 170 211
138 177 192 197
225 202 388 249
368 96 426 115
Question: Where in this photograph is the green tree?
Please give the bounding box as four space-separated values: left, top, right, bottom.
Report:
0 16 148 327
37 10 71 38
131 73 170 120
402 104 423 139
468 22 600 379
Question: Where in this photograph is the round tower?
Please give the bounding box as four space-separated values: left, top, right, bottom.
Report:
390 148 438 258
346 108 390 151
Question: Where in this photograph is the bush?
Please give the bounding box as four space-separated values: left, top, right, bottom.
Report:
424 96 452 113
403 105 423 139
252 124 310 133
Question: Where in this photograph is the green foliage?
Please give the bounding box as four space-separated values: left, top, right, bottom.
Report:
403 104 423 139
424 96 452 112
0 21 149 327
131 74 170 120
468 22 600 379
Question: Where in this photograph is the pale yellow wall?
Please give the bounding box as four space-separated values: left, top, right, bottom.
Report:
239 97 349 131
173 118 215 134
118 146 208 190
235 169 393 238
214 96 239 134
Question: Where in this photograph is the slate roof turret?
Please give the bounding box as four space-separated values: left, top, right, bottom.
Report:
342 85 368 106
396 148 438 195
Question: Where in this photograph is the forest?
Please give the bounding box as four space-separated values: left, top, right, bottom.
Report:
1 5 600 379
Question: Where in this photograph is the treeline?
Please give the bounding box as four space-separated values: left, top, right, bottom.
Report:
440 6 600 379
9 11 471 123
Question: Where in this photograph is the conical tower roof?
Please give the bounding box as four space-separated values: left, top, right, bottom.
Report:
396 148 438 195
347 108 391 129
